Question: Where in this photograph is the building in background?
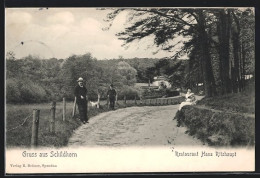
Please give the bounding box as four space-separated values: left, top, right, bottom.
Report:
152 76 171 89
135 76 172 90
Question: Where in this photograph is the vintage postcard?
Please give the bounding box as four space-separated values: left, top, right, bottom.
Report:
5 7 255 174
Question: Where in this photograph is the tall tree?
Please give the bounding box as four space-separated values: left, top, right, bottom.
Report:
231 10 242 92
216 9 232 94
196 9 217 96
213 8 254 93
115 61 137 86
233 8 255 91
103 8 217 96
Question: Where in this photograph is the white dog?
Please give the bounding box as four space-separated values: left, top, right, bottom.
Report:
89 94 100 108
89 101 99 108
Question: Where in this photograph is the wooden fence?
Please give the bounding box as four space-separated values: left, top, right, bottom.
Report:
135 96 184 106
26 98 68 147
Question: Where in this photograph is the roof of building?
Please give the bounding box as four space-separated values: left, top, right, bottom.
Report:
135 83 157 87
153 76 169 81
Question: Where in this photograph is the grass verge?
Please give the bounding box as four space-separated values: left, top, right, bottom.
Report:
197 89 255 114
175 90 255 147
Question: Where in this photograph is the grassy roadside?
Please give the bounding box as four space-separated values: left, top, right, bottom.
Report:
174 88 255 147
197 90 255 114
5 100 135 148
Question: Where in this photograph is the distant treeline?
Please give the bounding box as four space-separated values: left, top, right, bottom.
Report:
6 53 189 103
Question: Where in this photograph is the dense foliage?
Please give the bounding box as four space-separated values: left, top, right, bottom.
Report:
104 8 255 97
6 53 167 103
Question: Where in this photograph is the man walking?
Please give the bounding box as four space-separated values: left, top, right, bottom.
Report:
107 84 117 110
74 77 88 124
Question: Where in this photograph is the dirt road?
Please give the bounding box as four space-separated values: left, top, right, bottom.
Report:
68 102 206 147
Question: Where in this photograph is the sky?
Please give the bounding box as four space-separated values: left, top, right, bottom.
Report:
5 8 186 60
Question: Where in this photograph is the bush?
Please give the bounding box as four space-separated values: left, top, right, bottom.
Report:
20 80 48 103
175 106 255 146
142 88 179 99
6 78 50 103
142 89 164 99
165 89 180 97
6 79 22 103
117 86 140 100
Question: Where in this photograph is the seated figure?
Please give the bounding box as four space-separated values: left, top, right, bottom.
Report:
178 89 196 111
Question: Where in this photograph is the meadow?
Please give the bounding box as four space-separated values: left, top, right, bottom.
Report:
5 99 141 148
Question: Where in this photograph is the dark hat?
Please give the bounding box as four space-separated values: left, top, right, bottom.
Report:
110 84 114 87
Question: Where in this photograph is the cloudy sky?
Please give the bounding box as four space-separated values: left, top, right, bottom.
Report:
5 8 183 60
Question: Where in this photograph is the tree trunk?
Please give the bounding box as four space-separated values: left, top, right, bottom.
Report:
197 10 216 97
231 11 242 92
217 10 232 94
232 30 241 93
241 41 246 90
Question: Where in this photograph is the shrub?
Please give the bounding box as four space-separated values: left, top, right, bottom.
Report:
117 86 140 100
142 88 179 99
175 106 255 146
20 80 48 103
142 89 164 99
165 89 180 97
6 79 22 103
6 78 50 103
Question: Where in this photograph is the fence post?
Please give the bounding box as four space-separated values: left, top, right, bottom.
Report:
63 97 66 121
134 95 137 105
72 97 77 117
50 102 56 133
124 95 126 106
97 94 100 108
31 109 40 148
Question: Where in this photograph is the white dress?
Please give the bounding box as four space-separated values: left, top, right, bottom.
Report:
178 93 196 111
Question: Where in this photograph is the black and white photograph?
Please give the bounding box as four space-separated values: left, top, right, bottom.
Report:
4 6 255 174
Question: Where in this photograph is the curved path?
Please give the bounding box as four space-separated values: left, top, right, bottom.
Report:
68 100 206 147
